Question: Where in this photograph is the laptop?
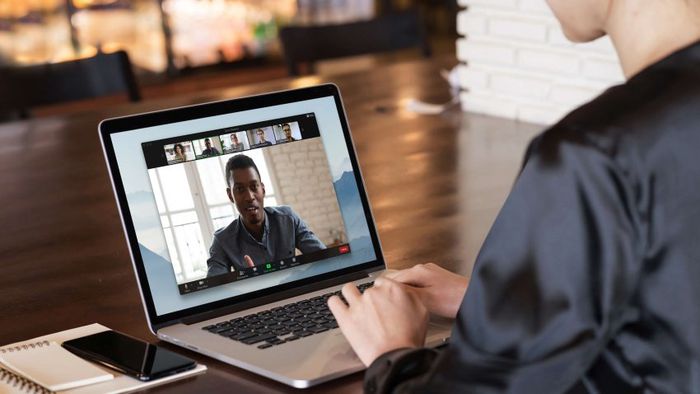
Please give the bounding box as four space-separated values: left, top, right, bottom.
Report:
98 84 452 388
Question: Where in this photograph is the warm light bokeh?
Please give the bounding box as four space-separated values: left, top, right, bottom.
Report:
0 0 376 72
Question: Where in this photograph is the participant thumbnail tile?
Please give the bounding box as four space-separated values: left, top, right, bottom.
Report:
247 126 275 148
273 121 302 143
165 141 195 164
193 137 223 159
221 131 249 154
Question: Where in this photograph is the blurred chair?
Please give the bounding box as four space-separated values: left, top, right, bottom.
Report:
0 50 141 120
279 10 431 76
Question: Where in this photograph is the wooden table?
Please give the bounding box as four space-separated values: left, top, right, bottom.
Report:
0 58 544 393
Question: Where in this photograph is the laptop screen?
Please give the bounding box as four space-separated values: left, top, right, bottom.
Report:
108 93 378 317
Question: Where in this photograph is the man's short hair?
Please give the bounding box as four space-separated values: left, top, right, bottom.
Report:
225 154 261 187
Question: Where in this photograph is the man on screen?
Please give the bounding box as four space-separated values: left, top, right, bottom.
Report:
201 138 220 157
253 128 272 147
206 154 325 277
281 123 296 142
229 133 244 152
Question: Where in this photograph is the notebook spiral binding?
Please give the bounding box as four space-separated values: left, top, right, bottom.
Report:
0 341 54 393
0 340 50 353
0 367 53 394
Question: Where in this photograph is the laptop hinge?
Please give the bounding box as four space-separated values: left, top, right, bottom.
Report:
180 270 370 325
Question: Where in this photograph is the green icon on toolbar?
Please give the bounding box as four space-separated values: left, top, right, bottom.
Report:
266 263 272 269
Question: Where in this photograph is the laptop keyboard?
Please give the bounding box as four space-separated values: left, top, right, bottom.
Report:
202 282 373 349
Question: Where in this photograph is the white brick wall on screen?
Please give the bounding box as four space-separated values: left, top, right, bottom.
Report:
456 0 625 125
265 139 346 247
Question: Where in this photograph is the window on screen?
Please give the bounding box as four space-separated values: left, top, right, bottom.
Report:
148 150 279 283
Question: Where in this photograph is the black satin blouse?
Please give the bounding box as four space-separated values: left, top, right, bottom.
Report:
365 40 700 393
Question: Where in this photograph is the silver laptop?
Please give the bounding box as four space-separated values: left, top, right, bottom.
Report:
98 84 451 388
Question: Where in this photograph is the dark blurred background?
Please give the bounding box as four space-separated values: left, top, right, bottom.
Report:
0 0 458 119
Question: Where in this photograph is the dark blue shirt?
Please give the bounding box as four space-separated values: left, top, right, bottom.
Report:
364 39 700 394
206 206 325 276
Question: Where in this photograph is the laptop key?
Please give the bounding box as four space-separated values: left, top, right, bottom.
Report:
242 333 277 345
230 331 257 341
211 325 234 334
308 325 329 334
258 343 273 349
218 328 238 337
293 330 313 337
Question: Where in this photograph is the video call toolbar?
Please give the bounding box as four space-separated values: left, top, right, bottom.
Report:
178 244 351 294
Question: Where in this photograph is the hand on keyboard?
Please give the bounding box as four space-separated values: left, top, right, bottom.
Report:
327 277 428 366
384 263 468 319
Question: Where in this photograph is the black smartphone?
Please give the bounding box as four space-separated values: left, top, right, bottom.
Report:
62 330 196 381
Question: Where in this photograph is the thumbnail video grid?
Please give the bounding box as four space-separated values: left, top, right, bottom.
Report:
161 121 304 166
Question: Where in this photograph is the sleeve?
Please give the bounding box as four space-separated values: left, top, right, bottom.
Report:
365 132 645 393
206 236 233 277
291 210 326 253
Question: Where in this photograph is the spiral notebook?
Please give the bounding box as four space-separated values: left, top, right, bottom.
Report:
0 341 113 391
0 324 206 394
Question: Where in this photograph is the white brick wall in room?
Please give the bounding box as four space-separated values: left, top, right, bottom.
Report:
456 0 625 125
265 139 347 247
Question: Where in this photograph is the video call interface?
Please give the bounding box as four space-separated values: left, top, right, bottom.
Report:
142 113 350 295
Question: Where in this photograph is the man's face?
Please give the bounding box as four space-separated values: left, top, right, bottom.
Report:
205 139 212 149
228 167 265 227
283 125 292 138
256 129 265 142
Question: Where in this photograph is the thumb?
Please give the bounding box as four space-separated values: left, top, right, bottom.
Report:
243 255 255 267
386 265 428 287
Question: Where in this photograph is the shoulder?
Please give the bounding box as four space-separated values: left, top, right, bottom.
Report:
213 218 241 239
265 206 307 226
547 52 700 155
529 60 700 177
264 205 298 219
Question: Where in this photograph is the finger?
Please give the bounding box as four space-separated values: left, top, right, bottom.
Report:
382 268 402 278
375 277 406 293
328 295 353 331
386 266 427 287
341 283 362 305
327 295 348 316
243 255 255 267
327 296 359 346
